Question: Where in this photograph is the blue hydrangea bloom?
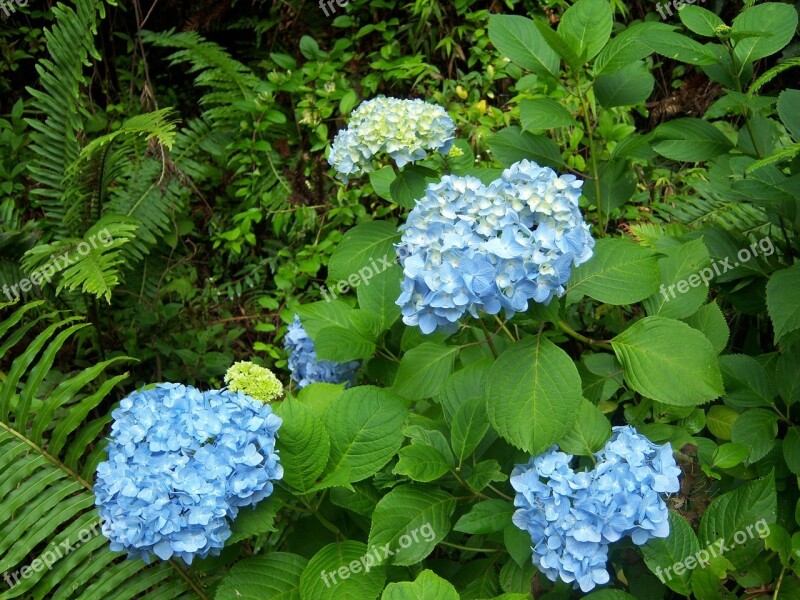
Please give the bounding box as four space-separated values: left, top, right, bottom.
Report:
395 160 595 334
94 383 283 564
328 97 455 181
510 426 680 593
284 315 360 389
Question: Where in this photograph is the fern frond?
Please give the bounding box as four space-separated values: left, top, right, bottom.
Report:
0 302 207 600
20 217 140 303
654 190 769 235
25 0 106 232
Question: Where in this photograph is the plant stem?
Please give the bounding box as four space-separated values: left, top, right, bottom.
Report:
477 319 499 358
493 315 516 342
556 319 613 351
440 540 504 553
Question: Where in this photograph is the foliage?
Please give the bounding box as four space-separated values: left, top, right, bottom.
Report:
1 0 799 598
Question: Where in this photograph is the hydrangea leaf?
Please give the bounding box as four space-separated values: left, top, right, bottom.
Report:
381 569 459 600
559 399 612 456
300 541 386 600
569 237 660 304
643 238 711 319
641 511 700 595
324 386 407 483
487 126 564 168
486 336 582 454
766 262 800 343
275 396 330 492
327 221 400 284
357 263 402 332
698 472 776 570
454 499 514 534
450 395 491 464
488 15 560 76
392 343 459 401
367 484 456 566
611 316 724 406
730 408 778 463
393 445 450 482
682 301 729 354
216 553 306 600
557 0 613 62
313 325 376 362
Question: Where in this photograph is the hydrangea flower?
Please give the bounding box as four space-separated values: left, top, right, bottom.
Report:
395 160 595 334
224 361 284 402
284 315 360 389
328 97 455 181
510 426 680 593
94 383 283 564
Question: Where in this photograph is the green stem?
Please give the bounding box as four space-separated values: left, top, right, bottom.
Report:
493 315 516 342
477 319 499 358
487 484 513 501
577 86 604 233
556 319 613 351
440 540 504 553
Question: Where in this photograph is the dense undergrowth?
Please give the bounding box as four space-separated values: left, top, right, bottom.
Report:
0 0 799 598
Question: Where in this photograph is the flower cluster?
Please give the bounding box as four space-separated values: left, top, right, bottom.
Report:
510 426 681 593
328 97 455 181
224 361 284 402
284 315 360 389
94 383 283 564
395 160 595 334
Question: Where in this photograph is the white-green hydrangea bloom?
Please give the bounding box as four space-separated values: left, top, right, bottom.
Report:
328 96 456 181
224 361 284 403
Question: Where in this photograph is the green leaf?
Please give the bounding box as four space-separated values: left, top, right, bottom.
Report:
275 397 330 492
711 443 749 469
487 126 564 168
229 495 283 543
766 263 800 343
393 445 450 482
639 28 718 65
454 499 514 534
730 408 778 463
465 459 507 491
357 264 402 332
641 511 700 595
594 60 654 108
381 570 459 600
569 238 660 304
295 300 353 341
581 160 637 214
682 302 729 354
519 98 578 131
698 472 776 570
368 484 456 566
486 336 582 454
450 395 491 465
719 354 775 409
327 221 400 283
504 524 533 567
557 0 613 62
777 347 800 407
300 541 386 600
653 118 734 161
679 6 725 37
488 15 560 76
390 168 428 209
611 316 724 406
217 553 307 600
777 89 800 141
783 427 800 475
325 386 407 482
595 22 667 75
314 326 375 362
584 591 637 600
369 167 396 201
706 405 739 440
393 343 459 401
644 238 711 319
732 2 798 64
559 399 611 456
534 17 584 71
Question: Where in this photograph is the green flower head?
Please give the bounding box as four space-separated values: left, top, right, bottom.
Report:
224 361 284 403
